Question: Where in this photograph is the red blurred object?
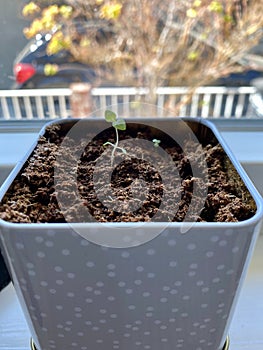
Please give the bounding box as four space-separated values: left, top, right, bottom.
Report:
14 63 36 84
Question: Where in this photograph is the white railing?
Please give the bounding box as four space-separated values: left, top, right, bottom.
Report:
0 86 261 120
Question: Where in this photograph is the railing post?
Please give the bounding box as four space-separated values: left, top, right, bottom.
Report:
69 83 93 118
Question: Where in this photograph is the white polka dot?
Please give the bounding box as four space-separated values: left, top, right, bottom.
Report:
187 243 196 250
168 239 176 246
126 289 133 294
54 266 63 272
37 251 45 258
134 279 142 285
45 241 54 247
40 281 48 287
218 289 225 294
170 289 178 295
86 261 95 268
188 271 196 277
217 264 225 270
154 320 161 325
118 281 126 287
35 236 44 243
232 246 239 253
143 292 151 297
107 264 116 270
128 305 136 310
28 270 36 276
56 280 64 285
169 261 177 267
210 235 219 242
206 251 214 258
108 271 116 278
219 240 227 247
174 281 182 287
196 280 204 286
26 262 34 269
136 266 144 272
163 286 170 291
80 239 89 246
121 251 130 258
160 297 168 303
96 281 104 287
160 325 167 330
147 273 155 278
67 292 75 297
62 249 70 256
67 273 75 279
212 277 220 283
147 249 155 255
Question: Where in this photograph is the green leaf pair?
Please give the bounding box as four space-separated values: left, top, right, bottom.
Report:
105 110 126 130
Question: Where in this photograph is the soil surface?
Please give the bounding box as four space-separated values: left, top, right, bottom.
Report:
0 122 256 223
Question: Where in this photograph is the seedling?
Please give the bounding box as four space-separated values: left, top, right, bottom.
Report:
152 138 161 147
104 110 127 166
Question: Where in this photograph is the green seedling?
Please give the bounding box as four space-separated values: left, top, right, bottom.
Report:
104 110 127 166
152 138 161 147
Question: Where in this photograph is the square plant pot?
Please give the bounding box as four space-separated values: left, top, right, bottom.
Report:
0 117 262 350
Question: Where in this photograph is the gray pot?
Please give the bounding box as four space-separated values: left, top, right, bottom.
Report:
0 118 262 350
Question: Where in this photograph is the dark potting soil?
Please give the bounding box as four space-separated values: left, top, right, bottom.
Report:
0 122 256 223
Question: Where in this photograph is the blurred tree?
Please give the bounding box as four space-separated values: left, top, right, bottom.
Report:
21 0 263 102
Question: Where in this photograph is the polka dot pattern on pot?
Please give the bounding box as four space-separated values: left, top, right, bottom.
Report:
9 225 254 350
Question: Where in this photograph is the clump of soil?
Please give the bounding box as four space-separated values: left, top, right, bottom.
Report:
0 122 256 223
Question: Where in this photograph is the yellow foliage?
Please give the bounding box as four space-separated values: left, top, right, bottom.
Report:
187 8 197 18
46 31 71 55
187 51 199 61
59 5 73 19
100 2 123 20
208 1 223 13
43 5 59 18
23 19 43 38
193 0 202 7
22 2 40 17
